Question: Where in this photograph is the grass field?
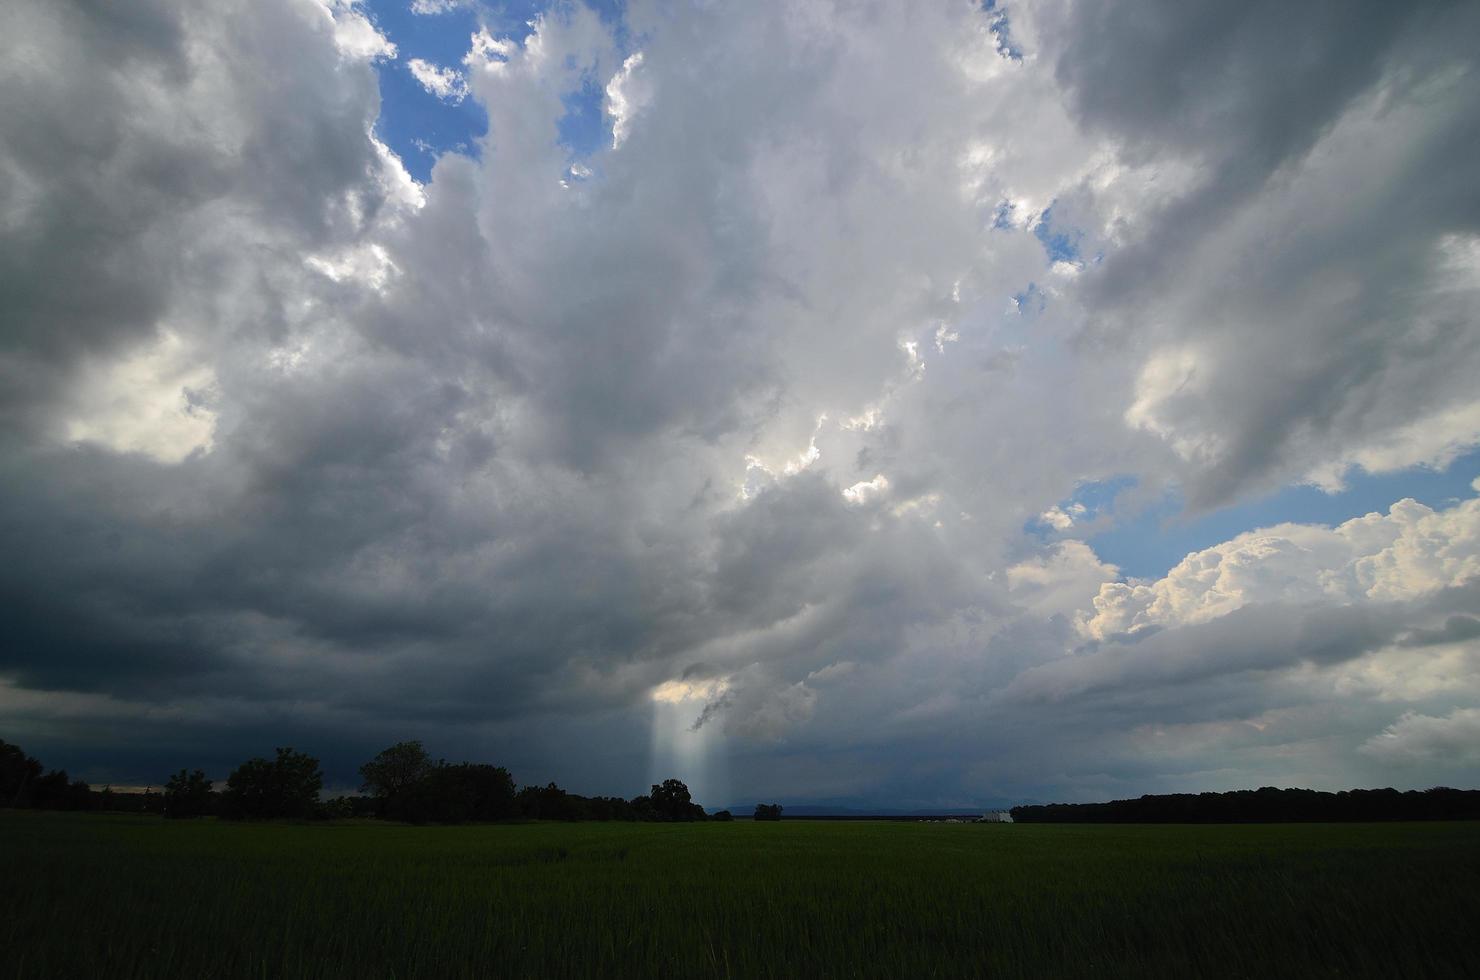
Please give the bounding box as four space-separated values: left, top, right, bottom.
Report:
4 813 1479 978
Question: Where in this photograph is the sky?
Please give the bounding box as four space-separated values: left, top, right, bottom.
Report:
2 0 1479 810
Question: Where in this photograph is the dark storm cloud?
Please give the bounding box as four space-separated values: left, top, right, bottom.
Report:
0 0 396 441
1 0 1478 802
1403 615 1480 648
1002 601 1402 706
1056 0 1417 176
1051 0 1480 506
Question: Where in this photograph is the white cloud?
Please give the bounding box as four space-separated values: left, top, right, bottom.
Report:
842 474 890 505
305 242 398 292
604 51 650 149
407 58 468 104
64 332 217 463
466 27 516 67
1079 491 1480 639
371 136 427 211
318 0 397 61
652 676 731 704
1307 400 1480 492
1037 505 1074 530
1125 346 1216 463
1009 540 1118 620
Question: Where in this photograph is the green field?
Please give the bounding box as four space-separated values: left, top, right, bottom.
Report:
4 813 1479 978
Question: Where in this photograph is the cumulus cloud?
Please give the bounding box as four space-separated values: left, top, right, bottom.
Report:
2 0 1478 804
1037 503 1086 531
407 58 467 104
604 52 650 149
1053 0 1480 506
62 331 218 463
1080 489 1480 639
1009 541 1117 620
319 0 397 61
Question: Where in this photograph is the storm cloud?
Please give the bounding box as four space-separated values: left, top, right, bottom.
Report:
1 0 1478 807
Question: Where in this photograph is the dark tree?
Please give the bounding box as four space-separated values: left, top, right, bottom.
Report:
360 738 519 824
1 739 43 808
433 763 517 822
712 809 734 822
319 796 354 819
649 778 707 821
323 795 379 819
583 796 640 821
163 769 216 818
359 740 433 803
754 803 783 821
520 782 580 821
393 763 518 824
29 769 91 810
220 747 323 820
628 793 656 821
650 778 691 820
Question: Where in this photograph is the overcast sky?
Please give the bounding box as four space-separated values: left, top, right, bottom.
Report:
2 0 1479 808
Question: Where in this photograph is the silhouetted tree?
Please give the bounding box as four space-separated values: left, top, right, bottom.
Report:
434 763 517 821
649 779 707 821
628 793 657 821
393 763 518 824
754 803 783 821
220 747 322 820
1 739 43 808
712 809 734 822
94 787 164 814
520 782 581 821
30 769 91 810
359 740 434 808
163 769 216 818
319 796 354 819
583 796 640 821
359 739 519 824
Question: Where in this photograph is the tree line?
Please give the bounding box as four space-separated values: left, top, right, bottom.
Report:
1 737 791 823
1010 786 1480 823
1 739 93 811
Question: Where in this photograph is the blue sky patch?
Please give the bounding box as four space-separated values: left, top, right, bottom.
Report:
362 0 632 182
981 0 1024 61
1033 202 1081 264
558 74 610 160
1089 450 1480 579
363 0 490 182
1012 282 1045 314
